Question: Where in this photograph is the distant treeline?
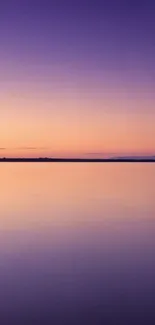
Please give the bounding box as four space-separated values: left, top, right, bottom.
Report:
0 157 155 163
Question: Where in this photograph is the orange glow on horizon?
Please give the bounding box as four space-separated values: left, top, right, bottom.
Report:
1 81 155 157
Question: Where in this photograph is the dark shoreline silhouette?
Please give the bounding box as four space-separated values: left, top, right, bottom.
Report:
0 158 155 163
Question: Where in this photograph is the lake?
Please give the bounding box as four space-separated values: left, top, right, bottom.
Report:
0 163 155 324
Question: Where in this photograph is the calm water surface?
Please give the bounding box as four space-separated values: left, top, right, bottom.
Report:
0 163 155 324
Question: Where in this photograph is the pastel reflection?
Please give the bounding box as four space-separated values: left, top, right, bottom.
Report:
0 164 155 324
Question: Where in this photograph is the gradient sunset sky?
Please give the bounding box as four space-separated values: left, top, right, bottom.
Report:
0 0 155 158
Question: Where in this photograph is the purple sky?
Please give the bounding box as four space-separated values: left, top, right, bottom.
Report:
0 0 155 157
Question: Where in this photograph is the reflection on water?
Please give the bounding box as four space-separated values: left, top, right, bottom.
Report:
0 163 155 324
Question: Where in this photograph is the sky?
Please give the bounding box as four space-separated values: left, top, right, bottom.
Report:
0 0 155 158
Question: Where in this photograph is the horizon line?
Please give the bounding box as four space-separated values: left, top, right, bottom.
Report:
0 157 155 163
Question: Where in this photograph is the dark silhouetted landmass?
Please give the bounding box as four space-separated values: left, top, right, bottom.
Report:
0 157 155 163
